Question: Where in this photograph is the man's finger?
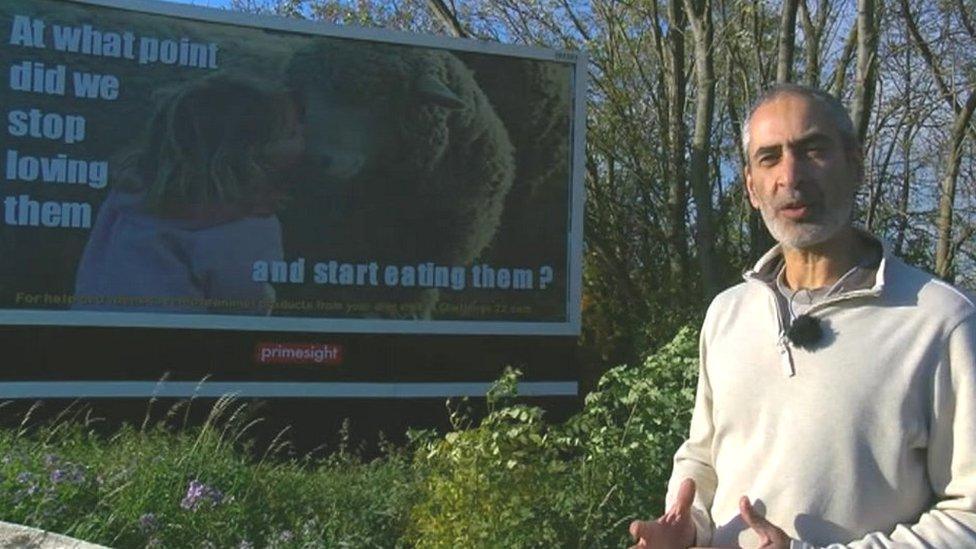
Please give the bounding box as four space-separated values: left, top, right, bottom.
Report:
660 478 696 526
629 519 652 541
675 478 696 511
739 496 767 531
629 520 640 540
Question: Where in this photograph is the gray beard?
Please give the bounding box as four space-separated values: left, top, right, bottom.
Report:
760 199 853 249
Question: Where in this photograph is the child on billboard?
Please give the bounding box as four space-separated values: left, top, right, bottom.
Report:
73 73 305 314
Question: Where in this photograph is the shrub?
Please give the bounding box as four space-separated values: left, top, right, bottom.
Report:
406 326 699 547
563 325 699 546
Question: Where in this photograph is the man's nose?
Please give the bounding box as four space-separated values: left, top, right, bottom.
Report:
777 150 804 189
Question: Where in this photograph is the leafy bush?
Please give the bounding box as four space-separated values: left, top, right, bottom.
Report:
407 326 699 547
405 368 574 547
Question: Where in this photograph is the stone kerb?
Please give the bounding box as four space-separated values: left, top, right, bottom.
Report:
0 521 109 548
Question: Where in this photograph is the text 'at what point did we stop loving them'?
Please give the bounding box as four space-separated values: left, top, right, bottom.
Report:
3 14 221 229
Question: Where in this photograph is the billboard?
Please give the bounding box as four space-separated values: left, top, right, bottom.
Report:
0 0 586 336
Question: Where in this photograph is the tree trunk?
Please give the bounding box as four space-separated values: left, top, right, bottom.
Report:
895 33 912 255
894 124 912 255
666 0 689 289
935 92 976 280
685 0 720 301
426 0 466 37
799 0 818 86
830 23 857 97
851 0 877 147
776 0 800 82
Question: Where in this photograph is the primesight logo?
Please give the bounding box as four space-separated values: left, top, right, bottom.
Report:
254 342 344 365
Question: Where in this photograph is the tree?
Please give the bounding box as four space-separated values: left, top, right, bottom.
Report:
900 0 976 280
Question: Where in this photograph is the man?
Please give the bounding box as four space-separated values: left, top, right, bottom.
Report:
630 84 976 548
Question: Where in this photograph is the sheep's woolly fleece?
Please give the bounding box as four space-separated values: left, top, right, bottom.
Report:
285 39 516 267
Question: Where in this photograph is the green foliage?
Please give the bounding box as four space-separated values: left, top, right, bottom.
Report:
0 327 699 547
0 398 414 548
564 326 699 545
406 367 573 547
407 327 699 547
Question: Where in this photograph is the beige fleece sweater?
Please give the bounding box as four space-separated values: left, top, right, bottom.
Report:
666 240 976 548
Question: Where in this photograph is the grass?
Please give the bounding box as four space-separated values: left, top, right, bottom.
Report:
0 397 416 548
0 327 700 548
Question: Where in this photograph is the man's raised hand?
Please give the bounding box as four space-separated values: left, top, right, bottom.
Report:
628 478 697 549
739 496 790 549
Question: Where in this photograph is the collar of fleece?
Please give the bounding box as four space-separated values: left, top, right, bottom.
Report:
743 227 888 298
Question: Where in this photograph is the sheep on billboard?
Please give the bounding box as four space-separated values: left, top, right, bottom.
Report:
0 0 585 335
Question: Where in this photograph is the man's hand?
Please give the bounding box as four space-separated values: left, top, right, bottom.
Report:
738 496 791 549
628 478 697 548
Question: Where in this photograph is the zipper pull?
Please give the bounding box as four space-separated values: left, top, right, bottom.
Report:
778 334 795 377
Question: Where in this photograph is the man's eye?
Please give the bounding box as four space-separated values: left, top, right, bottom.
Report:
805 144 831 158
758 155 778 166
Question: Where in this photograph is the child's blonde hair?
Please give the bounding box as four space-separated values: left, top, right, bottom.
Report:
118 73 299 216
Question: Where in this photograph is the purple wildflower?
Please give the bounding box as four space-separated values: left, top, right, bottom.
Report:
49 464 86 484
15 472 38 498
277 530 294 542
138 513 158 533
180 479 223 511
70 466 86 483
181 480 205 510
43 454 59 468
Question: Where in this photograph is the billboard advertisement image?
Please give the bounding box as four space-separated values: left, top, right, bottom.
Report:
0 0 585 336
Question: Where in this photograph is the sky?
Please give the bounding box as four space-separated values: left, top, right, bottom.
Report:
167 0 236 8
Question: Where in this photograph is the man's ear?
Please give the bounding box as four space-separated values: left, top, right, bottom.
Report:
847 145 865 188
744 166 760 209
